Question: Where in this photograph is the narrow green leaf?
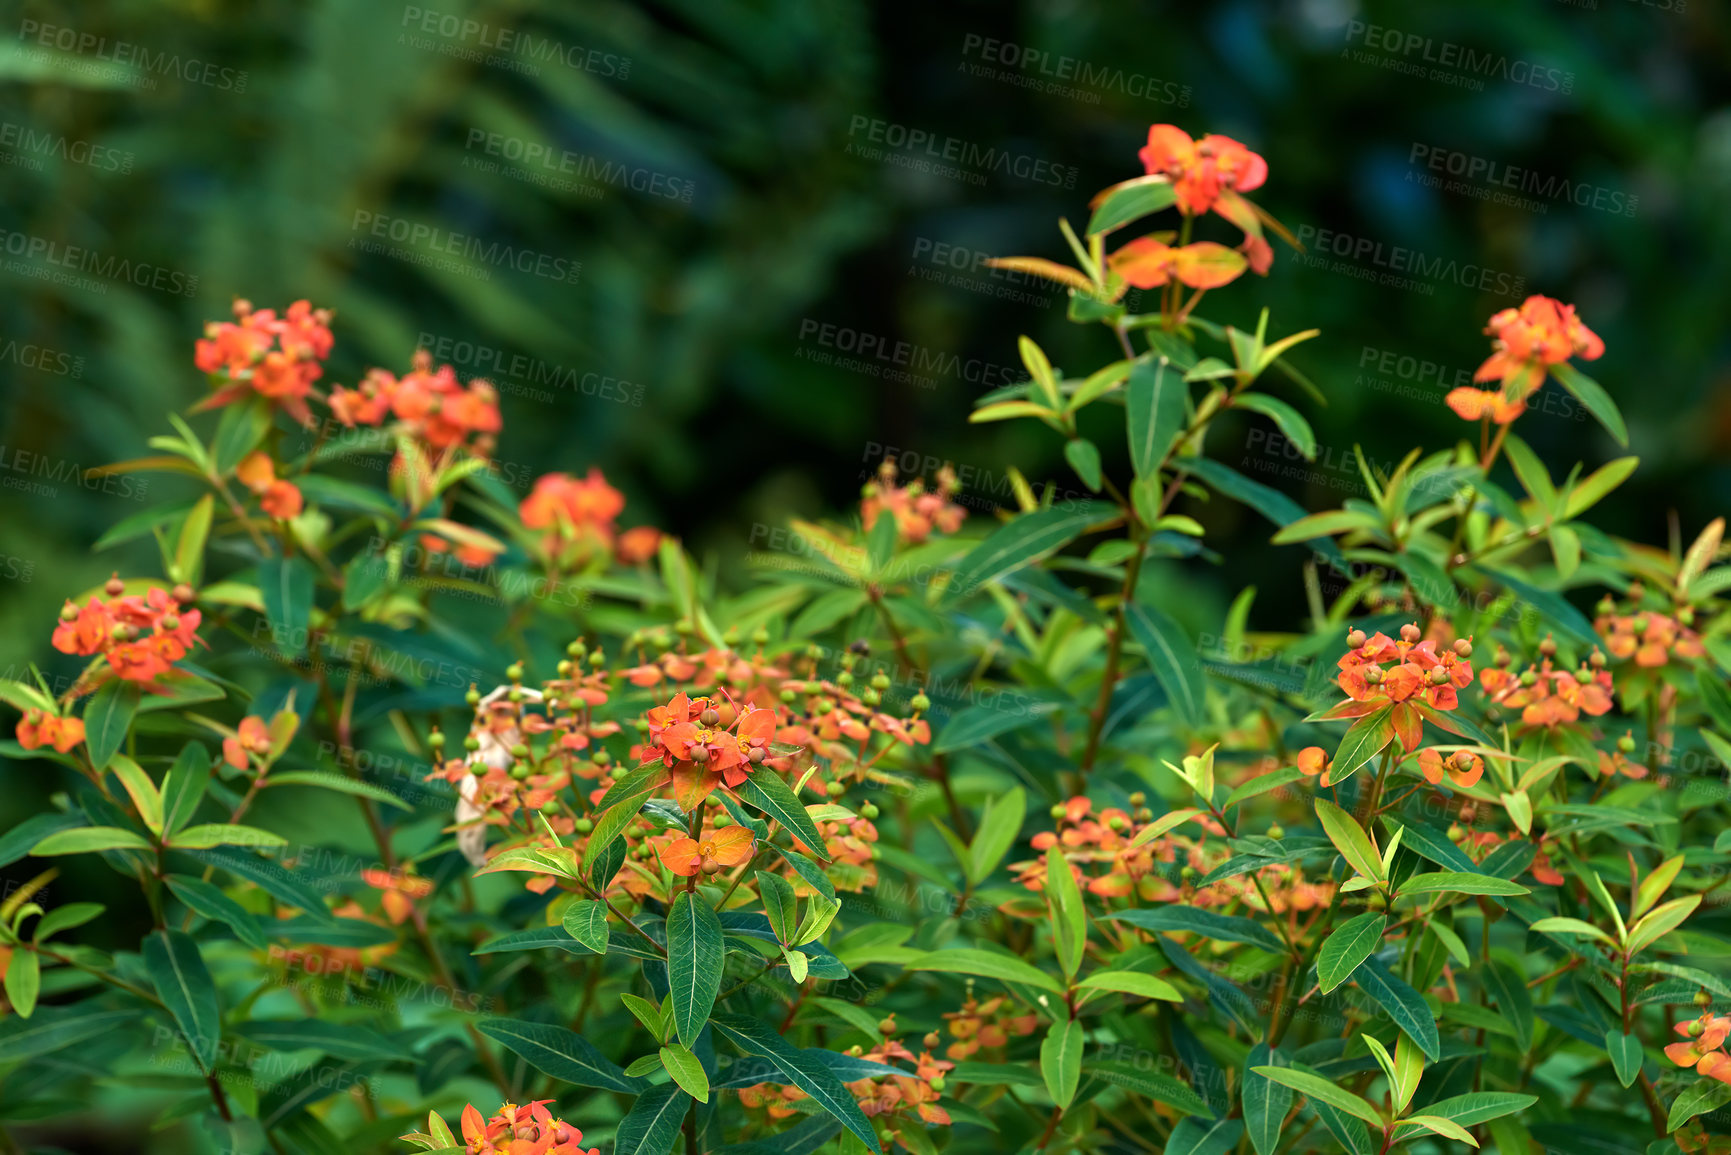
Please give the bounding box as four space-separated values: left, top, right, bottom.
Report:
1126 356 1184 478
710 1013 881 1152
561 899 609 955
941 504 1111 604
1125 603 1205 726
733 770 829 862
143 930 221 1073
1315 797 1383 882
32 826 152 855
83 679 141 772
1317 913 1386 994
906 948 1062 993
1353 962 1440 1060
476 1018 642 1093
1040 1019 1083 1108
660 1043 710 1104
614 1082 689 1155
667 892 724 1048
1251 1066 1382 1126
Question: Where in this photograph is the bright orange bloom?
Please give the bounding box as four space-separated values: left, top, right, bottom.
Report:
657 825 756 876
861 462 966 544
363 867 435 924
261 480 303 519
458 1099 597 1155
520 469 626 562
1667 1014 1731 1079
223 716 272 770
1109 238 1248 290
51 586 203 686
1476 295 1604 389
195 299 334 426
1138 125 1267 216
1597 611 1705 669
1328 627 1474 751
16 710 85 753
1418 748 1483 790
1445 387 1526 425
1296 745 1334 787
615 525 662 564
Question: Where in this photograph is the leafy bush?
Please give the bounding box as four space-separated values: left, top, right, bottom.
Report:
3 125 1730 1155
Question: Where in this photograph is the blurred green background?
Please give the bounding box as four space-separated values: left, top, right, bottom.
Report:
2 0 1729 666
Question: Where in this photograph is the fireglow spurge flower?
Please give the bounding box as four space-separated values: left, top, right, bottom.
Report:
1319 623 1474 753
52 579 204 686
1447 294 1604 423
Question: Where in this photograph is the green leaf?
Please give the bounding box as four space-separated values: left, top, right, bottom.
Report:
262 771 412 811
710 1013 882 1153
667 892 725 1048
1398 872 1530 898
31 826 152 855
1666 1078 1731 1133
906 948 1062 993
613 1083 689 1155
1563 456 1639 519
182 847 336 925
473 927 593 956
1550 361 1628 447
1328 706 1395 786
173 495 216 587
1126 357 1184 478
561 899 609 955
475 1019 642 1093
1271 509 1380 545
758 871 799 945
30 902 103 942
941 504 1111 604
1111 907 1286 955
934 704 1059 755
165 875 267 951
1074 969 1181 1002
143 930 221 1074
1235 393 1317 460
1065 438 1103 492
1087 176 1178 235
1243 1044 1291 1155
3 947 39 1018
1125 602 1205 726
1315 798 1383 882
168 823 287 850
660 1043 710 1104
1251 1066 1382 1126
1046 844 1086 978
0 1004 140 1062
258 556 316 657
1482 959 1534 1053
732 770 829 863
967 787 1026 884
1086 1062 1212 1117
1317 913 1386 994
83 679 141 772
1039 1019 1083 1109
582 767 661 880
1165 1117 1243 1155
1400 1115 1479 1147
211 395 273 477
1353 962 1439 1060
1182 457 1345 567
233 1019 403 1062
1469 566 1598 646
1606 1030 1642 1089
159 742 213 835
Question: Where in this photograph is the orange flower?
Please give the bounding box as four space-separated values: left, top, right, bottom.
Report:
1445 387 1526 425
1326 626 1474 751
1667 1014 1731 1074
1109 238 1248 291
615 525 662 564
458 1099 596 1155
195 299 333 426
657 825 756 877
363 867 435 924
1418 748 1484 790
51 585 202 686
1296 745 1334 787
861 462 966 544
261 480 304 519
16 710 85 753
520 469 626 562
1138 124 1267 217
223 716 272 769
1474 295 1604 397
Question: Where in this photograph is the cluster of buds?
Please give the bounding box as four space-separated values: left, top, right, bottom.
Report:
1447 294 1604 423
1478 638 1614 730
52 578 203 686
861 461 967 545
1325 623 1473 750
1597 731 1650 780
195 299 335 426
518 467 660 568
1012 795 1217 900
842 1021 956 1142
15 709 84 753
328 351 502 456
1595 593 1705 669
1666 1010 1731 1085
940 991 1040 1061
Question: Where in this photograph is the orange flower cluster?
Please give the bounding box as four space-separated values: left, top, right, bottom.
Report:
846 1029 954 1131
1447 295 1603 425
52 581 203 685
1013 795 1211 900
363 866 436 924
1329 624 1474 750
861 461 966 545
642 691 780 808
1418 748 1484 790
656 822 756 877
328 351 502 456
1479 656 1613 730
456 1100 597 1155
235 451 304 520
941 995 1040 1061
1129 124 1274 278
1666 1013 1731 1085
519 468 661 567
1595 608 1705 669
15 710 84 753
196 299 334 426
